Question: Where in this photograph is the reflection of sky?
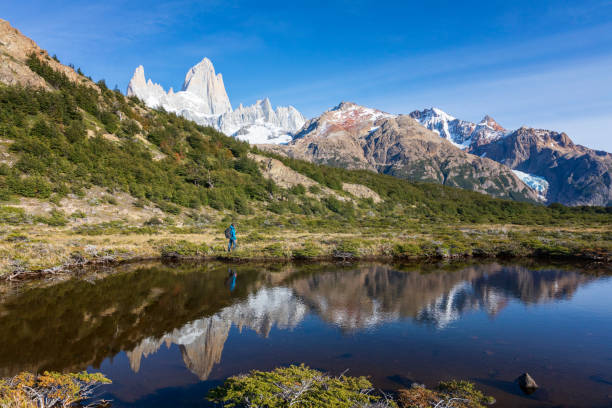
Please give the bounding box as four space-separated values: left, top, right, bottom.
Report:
95 273 612 408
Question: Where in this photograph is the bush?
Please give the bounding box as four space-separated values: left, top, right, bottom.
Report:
397 381 495 408
70 210 87 219
36 209 68 226
290 184 306 195
160 240 209 257
308 184 321 195
0 206 29 225
292 241 323 258
0 371 111 408
264 243 287 257
208 365 387 408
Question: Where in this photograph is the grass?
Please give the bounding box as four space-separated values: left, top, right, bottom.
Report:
1 215 610 279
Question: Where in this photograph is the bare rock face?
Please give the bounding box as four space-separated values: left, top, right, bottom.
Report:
126 61 305 144
411 107 612 206
264 102 539 202
516 372 539 394
0 19 94 89
470 127 612 206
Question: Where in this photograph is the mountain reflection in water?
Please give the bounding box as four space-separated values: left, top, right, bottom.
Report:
0 261 609 408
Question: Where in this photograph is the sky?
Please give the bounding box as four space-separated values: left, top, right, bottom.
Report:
2 0 612 151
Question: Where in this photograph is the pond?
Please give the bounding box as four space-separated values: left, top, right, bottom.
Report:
0 261 611 407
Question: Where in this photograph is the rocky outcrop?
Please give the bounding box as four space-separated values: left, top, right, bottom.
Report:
126 62 305 144
411 107 612 206
0 19 93 89
264 102 539 202
410 108 506 148
470 127 612 206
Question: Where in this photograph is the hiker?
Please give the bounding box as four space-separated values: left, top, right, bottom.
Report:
225 223 237 252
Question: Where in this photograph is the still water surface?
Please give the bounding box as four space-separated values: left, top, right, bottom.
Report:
1 261 611 407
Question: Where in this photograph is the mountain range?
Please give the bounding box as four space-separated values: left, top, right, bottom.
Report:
262 102 540 202
122 44 611 206
261 102 611 206
410 108 612 206
126 60 305 144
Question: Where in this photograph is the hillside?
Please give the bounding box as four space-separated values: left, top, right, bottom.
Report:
0 18 610 277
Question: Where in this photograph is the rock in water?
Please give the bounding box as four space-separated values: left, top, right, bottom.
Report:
516 372 538 394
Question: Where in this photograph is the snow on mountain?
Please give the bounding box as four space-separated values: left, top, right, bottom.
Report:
410 108 506 149
294 101 396 140
126 59 305 144
511 170 549 201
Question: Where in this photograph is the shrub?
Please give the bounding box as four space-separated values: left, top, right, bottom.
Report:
208 365 388 408
0 206 29 225
36 209 68 226
308 184 321 194
397 381 495 408
160 240 209 257
144 216 163 226
0 371 111 408
290 184 306 195
264 243 287 257
292 241 323 258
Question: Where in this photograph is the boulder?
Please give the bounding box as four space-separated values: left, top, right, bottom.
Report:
516 372 538 394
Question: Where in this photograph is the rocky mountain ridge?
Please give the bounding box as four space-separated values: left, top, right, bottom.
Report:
264 102 540 202
411 107 612 205
126 61 305 144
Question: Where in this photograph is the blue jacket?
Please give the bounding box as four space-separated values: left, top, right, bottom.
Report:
229 225 236 240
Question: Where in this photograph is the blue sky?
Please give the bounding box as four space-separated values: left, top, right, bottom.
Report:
2 0 612 151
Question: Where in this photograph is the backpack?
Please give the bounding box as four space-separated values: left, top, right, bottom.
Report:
224 227 232 239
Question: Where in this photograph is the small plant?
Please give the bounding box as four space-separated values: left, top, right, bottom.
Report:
144 217 163 226
264 243 287 257
397 381 495 408
36 209 68 226
0 206 29 225
133 198 147 208
70 210 87 219
308 184 321 195
292 241 323 258
103 195 118 205
160 240 209 257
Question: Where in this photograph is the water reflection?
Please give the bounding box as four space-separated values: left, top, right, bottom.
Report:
0 261 596 382
127 287 307 380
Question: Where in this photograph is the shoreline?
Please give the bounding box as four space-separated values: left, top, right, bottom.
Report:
4 248 611 283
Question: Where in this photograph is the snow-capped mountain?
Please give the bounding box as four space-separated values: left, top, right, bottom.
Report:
410 107 612 206
126 58 305 144
409 108 507 149
262 102 540 202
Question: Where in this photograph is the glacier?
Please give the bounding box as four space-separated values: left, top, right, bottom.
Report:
126 58 305 144
512 170 549 200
